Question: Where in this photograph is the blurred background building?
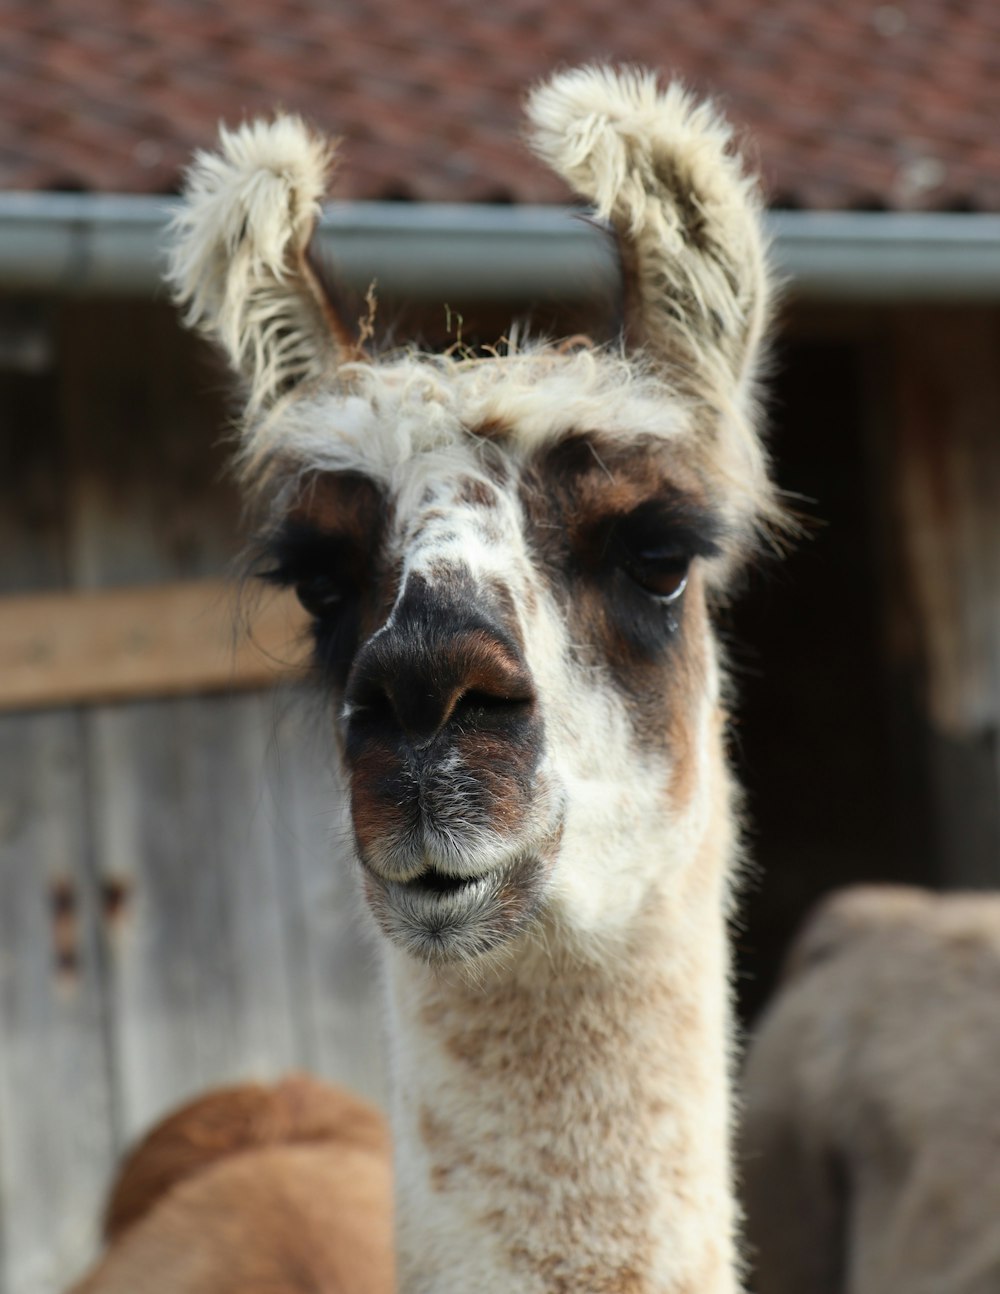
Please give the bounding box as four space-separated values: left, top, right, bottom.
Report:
1 2 999 1290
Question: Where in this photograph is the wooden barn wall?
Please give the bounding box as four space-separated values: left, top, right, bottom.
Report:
734 304 1000 1018
2 296 999 1292
0 302 385 1294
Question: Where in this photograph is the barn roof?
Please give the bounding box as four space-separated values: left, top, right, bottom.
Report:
2 0 999 212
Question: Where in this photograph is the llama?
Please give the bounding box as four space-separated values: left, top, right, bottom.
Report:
67 1076 393 1293
742 884 1000 1294
161 65 778 1293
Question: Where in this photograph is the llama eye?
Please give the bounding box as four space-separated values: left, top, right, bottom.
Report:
294 574 347 619
620 546 691 602
607 497 717 606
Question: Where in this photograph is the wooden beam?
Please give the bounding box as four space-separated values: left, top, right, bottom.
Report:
0 580 312 712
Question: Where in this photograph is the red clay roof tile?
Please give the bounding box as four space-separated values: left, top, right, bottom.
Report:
0 0 997 210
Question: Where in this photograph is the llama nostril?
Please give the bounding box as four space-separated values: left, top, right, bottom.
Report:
349 679 400 731
346 636 535 744
374 683 397 726
343 573 536 744
449 687 534 728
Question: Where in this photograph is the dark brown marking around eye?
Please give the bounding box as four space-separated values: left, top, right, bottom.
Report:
518 431 717 759
262 471 393 687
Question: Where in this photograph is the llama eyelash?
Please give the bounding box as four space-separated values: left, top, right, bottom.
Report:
255 522 356 587
602 512 724 571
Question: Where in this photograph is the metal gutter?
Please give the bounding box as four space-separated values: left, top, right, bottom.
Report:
1 193 1000 302
768 211 1000 302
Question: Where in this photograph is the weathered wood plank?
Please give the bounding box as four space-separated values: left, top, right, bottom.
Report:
0 581 309 712
87 687 386 1138
85 693 304 1138
0 362 117 1294
889 306 1000 885
0 714 117 1294
58 304 307 1139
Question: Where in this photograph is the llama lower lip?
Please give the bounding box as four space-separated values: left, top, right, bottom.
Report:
363 856 543 963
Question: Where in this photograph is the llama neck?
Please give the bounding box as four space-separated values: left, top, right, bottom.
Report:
382 824 739 1294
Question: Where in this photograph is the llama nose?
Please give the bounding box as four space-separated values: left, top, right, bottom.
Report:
345 585 534 744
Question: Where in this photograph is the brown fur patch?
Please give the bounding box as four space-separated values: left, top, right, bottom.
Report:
519 431 716 757
286 470 384 542
662 569 711 810
348 742 412 859
472 417 514 442
455 476 498 509
103 1076 388 1243
399 881 732 1289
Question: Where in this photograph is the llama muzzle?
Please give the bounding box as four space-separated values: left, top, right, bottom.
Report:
341 569 557 962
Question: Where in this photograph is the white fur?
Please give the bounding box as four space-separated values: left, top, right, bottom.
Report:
526 65 770 397
526 65 775 530
167 116 340 415
242 348 689 482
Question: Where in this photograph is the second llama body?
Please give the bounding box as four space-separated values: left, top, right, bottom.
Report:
743 885 1000 1294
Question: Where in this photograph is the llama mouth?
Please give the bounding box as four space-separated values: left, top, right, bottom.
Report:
405 868 482 897
362 854 544 964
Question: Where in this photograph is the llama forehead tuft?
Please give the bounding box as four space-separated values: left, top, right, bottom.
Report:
240 347 692 487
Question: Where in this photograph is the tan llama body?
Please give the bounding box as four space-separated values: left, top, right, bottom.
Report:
743 885 1000 1294
66 1077 393 1294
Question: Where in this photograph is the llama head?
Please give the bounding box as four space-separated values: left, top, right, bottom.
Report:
169 66 776 967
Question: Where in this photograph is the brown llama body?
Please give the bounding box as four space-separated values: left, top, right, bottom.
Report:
67 1076 393 1294
742 884 1000 1294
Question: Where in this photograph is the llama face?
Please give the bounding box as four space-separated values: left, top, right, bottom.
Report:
168 67 777 963
256 354 730 961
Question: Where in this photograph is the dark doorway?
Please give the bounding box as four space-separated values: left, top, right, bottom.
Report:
731 335 928 1024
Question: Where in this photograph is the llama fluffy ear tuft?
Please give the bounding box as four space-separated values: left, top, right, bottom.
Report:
166 115 355 416
526 65 771 404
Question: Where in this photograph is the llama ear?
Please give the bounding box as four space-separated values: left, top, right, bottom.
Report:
166 116 358 417
526 66 771 404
